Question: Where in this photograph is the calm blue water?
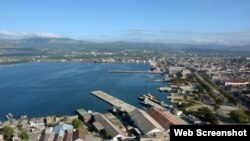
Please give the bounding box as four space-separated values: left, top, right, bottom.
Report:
0 62 169 120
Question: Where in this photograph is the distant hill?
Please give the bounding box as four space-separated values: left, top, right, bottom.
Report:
0 37 250 56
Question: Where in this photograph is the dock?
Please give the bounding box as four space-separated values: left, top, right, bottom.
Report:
145 99 167 111
91 91 136 113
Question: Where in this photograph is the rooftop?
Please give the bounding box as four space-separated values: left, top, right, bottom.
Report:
54 123 73 135
129 109 164 134
222 79 249 83
76 109 90 117
73 128 88 141
93 113 126 138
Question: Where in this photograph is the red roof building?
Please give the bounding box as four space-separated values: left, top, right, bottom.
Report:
146 108 181 130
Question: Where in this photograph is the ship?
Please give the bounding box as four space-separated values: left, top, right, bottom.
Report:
109 106 125 113
151 98 161 104
146 93 160 104
139 101 152 108
160 101 174 109
138 95 145 101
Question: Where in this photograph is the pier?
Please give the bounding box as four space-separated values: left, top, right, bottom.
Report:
145 99 167 111
91 91 136 113
109 70 162 74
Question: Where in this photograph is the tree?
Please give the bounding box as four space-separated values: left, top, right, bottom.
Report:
20 131 29 141
183 95 188 101
196 107 219 124
103 131 112 139
2 126 14 141
247 84 250 89
72 119 83 129
230 110 249 123
17 124 23 131
197 85 204 93
216 98 223 105
214 104 220 111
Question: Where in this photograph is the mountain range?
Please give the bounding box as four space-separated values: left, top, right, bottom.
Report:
0 37 250 56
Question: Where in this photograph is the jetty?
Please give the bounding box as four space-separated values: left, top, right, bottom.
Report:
91 91 136 113
145 99 167 111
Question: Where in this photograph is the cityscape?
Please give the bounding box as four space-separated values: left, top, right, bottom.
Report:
0 0 250 141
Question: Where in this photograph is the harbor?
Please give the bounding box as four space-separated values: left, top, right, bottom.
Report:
0 61 193 141
92 90 187 125
0 62 166 120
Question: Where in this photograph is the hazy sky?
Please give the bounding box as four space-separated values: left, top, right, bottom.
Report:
0 0 250 44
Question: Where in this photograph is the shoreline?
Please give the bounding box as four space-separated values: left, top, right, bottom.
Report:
0 59 150 67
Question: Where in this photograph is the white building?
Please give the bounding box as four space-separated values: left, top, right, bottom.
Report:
223 80 249 86
182 69 191 77
169 67 184 75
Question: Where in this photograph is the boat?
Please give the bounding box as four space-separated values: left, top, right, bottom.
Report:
146 93 160 103
140 101 148 106
109 106 125 113
160 101 174 108
139 101 152 108
117 107 125 112
138 95 145 101
146 93 155 98
146 93 157 100
151 98 161 104
109 106 118 113
153 79 164 82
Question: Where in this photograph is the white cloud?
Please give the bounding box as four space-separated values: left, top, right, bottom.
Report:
0 30 62 39
0 30 17 36
186 30 250 45
33 32 61 38
0 30 18 39
119 29 250 45
1 29 250 45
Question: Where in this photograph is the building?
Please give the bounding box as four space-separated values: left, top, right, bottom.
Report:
9 120 19 128
179 85 193 94
63 130 73 141
73 128 89 141
54 123 73 141
146 108 185 130
169 67 184 75
104 113 127 133
76 109 91 123
223 80 249 86
45 117 54 126
182 69 191 77
93 113 127 141
92 121 104 131
129 109 164 135
0 121 10 129
39 127 55 141
12 136 21 141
